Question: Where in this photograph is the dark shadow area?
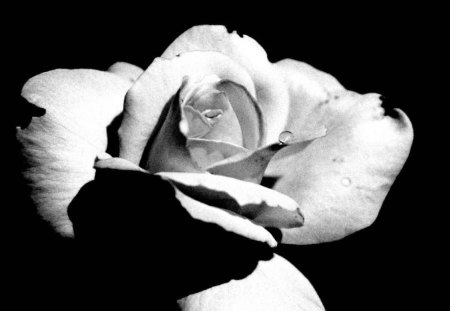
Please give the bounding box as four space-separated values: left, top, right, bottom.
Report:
6 133 80 308
67 168 274 307
14 97 46 129
105 114 123 157
4 10 437 310
260 176 280 189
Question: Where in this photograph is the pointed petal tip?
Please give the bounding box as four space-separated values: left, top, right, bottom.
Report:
94 157 148 173
392 108 414 133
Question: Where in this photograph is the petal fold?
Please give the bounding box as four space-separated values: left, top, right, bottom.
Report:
140 89 202 174
187 138 248 170
207 127 326 184
173 189 278 247
157 172 304 229
215 80 265 148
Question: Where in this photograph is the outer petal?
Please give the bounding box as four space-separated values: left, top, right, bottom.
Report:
108 61 144 83
173 188 278 247
178 254 325 311
16 69 133 236
161 25 290 144
118 51 256 164
266 61 413 244
94 158 278 246
157 172 304 229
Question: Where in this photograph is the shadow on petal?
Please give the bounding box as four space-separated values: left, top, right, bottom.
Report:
67 169 275 305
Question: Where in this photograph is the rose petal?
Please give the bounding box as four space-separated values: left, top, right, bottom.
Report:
178 254 325 311
140 88 202 174
119 51 256 165
185 88 244 146
136 77 251 174
157 172 304 229
107 61 143 83
94 157 149 173
92 159 277 247
162 25 290 144
183 104 213 138
173 189 278 248
274 59 345 136
16 69 133 236
206 127 327 184
187 138 248 169
266 83 413 243
215 80 265 148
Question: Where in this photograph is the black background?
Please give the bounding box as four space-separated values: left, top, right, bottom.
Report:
4 6 438 311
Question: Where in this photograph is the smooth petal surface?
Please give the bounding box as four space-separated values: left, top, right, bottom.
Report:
16 69 133 236
207 127 326 184
157 172 304 229
274 59 345 136
215 80 265 149
119 51 256 165
266 64 413 244
162 25 290 144
141 88 202 174
178 254 325 311
187 138 248 170
108 61 144 83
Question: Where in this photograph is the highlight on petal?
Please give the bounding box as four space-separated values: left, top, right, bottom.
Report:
94 157 148 173
118 50 256 165
16 69 133 236
266 87 413 244
178 254 325 311
157 172 304 229
161 25 290 143
108 61 144 83
173 188 278 248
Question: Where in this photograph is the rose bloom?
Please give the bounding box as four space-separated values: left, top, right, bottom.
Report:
16 25 413 310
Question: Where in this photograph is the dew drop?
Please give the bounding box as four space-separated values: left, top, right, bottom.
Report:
278 131 294 145
341 177 352 187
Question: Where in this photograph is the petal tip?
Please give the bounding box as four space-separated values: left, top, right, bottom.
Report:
392 108 414 133
296 208 305 226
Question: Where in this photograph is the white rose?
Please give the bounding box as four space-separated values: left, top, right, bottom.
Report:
16 25 413 311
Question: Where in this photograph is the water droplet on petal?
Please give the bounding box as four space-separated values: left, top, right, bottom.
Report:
341 177 352 187
278 131 293 145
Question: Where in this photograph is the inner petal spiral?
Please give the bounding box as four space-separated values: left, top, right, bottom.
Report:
181 76 244 147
